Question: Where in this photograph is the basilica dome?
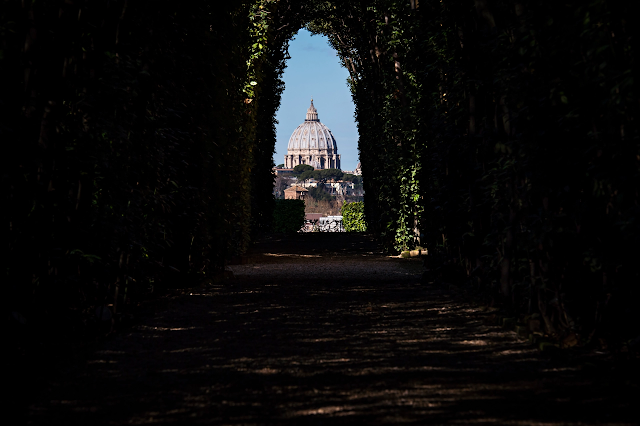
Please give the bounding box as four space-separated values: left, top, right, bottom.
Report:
284 99 341 170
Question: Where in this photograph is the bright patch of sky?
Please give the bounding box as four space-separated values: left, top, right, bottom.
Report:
274 29 359 172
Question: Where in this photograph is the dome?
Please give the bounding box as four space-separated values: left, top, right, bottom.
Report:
284 99 341 170
287 100 338 153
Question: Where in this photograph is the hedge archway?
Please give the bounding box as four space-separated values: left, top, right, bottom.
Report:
4 0 638 345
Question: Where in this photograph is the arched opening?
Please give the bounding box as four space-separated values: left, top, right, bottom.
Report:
275 29 357 174
259 0 639 340
274 28 358 218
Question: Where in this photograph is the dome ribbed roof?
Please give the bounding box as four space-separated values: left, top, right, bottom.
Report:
287 99 338 152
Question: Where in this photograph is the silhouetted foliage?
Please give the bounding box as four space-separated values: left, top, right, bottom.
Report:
273 199 306 233
4 0 283 341
304 0 638 344
4 0 638 354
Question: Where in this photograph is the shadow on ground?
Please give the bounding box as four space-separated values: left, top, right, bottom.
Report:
26 234 637 425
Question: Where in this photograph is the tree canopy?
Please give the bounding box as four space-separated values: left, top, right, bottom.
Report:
293 164 314 175
297 168 344 182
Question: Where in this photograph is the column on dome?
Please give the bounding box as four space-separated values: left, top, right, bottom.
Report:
329 154 339 170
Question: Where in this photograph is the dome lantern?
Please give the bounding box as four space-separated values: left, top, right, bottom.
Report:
305 98 318 121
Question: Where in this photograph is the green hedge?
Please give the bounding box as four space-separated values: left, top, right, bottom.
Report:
273 199 305 233
307 1 639 343
341 202 367 232
4 1 284 346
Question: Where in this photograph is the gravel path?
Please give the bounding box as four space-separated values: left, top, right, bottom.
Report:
26 234 637 425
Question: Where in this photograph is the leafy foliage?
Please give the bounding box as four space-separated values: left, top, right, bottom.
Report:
342 174 362 184
298 168 344 182
308 185 335 202
293 164 314 175
273 199 306 233
341 202 367 232
3 0 284 339
4 0 638 351
304 0 639 343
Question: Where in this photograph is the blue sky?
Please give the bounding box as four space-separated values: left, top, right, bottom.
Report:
274 29 359 172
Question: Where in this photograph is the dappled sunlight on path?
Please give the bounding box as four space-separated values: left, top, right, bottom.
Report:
28 234 635 425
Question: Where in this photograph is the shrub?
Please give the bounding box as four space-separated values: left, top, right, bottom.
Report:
273 199 305 233
341 201 366 232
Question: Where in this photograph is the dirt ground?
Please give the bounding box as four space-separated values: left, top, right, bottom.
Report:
24 233 638 425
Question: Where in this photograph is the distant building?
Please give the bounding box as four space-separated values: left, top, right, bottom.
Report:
284 99 341 170
343 162 362 176
284 185 308 200
297 180 319 188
